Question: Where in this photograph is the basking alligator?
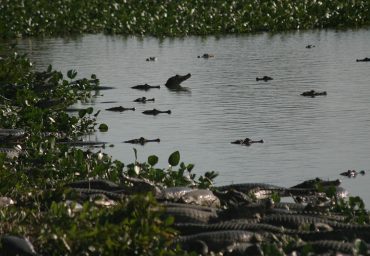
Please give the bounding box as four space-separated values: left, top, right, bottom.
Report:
158 187 221 208
133 97 155 103
300 90 327 97
231 138 264 146
356 57 370 62
165 73 191 89
174 230 260 254
0 128 26 142
142 109 171 115
0 235 38 256
123 137 160 145
0 146 23 158
105 106 135 112
256 76 273 82
131 83 160 91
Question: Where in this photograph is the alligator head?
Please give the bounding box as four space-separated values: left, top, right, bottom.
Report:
165 73 191 89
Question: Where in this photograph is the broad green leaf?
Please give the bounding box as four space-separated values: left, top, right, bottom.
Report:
98 123 108 132
148 155 158 166
168 151 180 166
78 109 87 118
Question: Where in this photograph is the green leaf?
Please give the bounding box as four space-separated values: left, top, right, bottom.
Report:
67 69 77 79
78 109 87 118
187 164 194 172
168 151 180 166
86 107 94 114
98 123 108 132
148 155 158 166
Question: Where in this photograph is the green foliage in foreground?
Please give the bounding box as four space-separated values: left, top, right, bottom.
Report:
0 0 369 38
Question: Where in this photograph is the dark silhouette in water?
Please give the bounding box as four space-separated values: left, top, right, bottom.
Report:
165 73 191 89
305 44 315 49
133 97 155 103
142 108 171 115
106 106 135 112
356 57 370 62
146 57 157 61
256 76 273 82
124 137 160 145
300 90 327 97
340 170 366 178
198 53 214 58
131 83 160 91
231 138 264 146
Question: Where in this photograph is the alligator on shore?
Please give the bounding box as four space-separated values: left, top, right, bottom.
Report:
300 90 327 97
0 128 27 142
356 57 370 62
1 235 38 256
142 109 171 115
59 175 368 255
256 76 273 82
131 83 160 91
105 106 135 112
133 97 155 103
123 137 160 145
231 138 264 146
165 73 191 89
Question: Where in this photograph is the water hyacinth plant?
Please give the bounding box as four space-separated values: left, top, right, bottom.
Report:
0 0 369 38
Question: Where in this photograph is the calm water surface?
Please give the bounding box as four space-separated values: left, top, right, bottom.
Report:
14 29 370 206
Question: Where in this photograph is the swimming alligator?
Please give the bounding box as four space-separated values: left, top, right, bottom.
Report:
231 138 264 146
133 97 155 103
256 76 273 82
305 44 315 49
146 57 157 61
300 90 327 97
142 109 171 115
356 57 370 62
198 54 214 58
340 169 365 177
131 83 160 91
165 73 191 89
123 137 160 145
105 106 135 112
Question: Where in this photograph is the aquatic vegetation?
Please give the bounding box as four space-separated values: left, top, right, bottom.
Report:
0 0 369 38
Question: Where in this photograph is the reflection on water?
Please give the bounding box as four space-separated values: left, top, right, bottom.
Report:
14 28 370 206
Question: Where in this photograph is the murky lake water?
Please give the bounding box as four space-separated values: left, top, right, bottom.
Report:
13 28 370 206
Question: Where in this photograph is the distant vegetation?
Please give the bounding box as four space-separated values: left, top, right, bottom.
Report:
0 0 369 38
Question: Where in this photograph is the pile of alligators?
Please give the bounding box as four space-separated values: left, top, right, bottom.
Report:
57 176 369 255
